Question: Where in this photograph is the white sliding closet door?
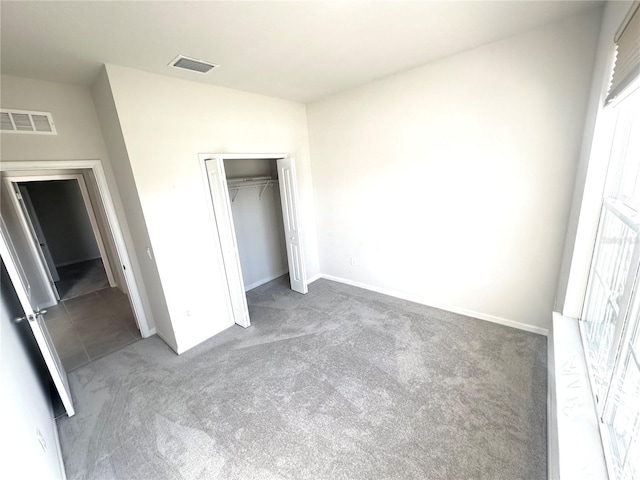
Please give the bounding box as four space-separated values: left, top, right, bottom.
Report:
205 158 251 328
277 157 308 294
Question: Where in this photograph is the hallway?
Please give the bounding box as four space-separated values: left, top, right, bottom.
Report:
55 258 109 300
44 287 141 371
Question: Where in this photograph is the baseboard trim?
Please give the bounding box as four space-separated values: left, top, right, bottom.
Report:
307 273 322 284
244 269 289 292
51 403 68 480
54 256 102 268
174 320 236 355
318 273 549 336
155 330 179 354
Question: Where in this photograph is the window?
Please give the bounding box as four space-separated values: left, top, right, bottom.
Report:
581 85 640 480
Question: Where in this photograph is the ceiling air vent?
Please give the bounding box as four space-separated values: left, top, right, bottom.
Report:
0 109 57 135
169 55 218 74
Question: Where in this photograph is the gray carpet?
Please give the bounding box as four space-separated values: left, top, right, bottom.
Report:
57 277 547 480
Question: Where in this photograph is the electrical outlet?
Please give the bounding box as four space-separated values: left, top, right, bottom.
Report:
36 429 46 452
351 257 357 266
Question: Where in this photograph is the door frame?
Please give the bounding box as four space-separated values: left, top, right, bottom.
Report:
198 153 308 328
18 185 60 283
5 173 118 293
8 181 61 302
0 160 153 338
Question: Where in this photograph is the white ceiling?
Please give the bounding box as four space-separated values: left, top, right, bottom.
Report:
1 1 601 103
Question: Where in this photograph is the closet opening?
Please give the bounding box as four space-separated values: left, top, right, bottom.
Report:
202 154 308 329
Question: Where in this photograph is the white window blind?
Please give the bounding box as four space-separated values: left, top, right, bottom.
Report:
607 3 640 104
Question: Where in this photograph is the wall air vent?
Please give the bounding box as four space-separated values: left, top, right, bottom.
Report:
169 55 218 74
0 109 57 135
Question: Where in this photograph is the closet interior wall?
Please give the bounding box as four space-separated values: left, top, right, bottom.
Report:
224 159 288 291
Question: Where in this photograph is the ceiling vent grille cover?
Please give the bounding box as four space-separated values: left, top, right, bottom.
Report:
169 55 218 74
0 109 56 135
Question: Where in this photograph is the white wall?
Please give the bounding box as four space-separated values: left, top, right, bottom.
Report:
0 263 65 480
557 1 635 318
0 75 115 162
92 69 175 348
307 9 601 331
224 158 278 179
0 75 158 332
0 75 120 308
102 65 319 353
224 159 288 290
24 180 101 266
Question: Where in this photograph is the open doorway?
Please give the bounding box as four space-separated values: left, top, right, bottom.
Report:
17 178 114 300
201 154 308 329
1 162 152 378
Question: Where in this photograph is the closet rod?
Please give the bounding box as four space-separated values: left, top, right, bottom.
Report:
227 179 276 203
226 179 277 189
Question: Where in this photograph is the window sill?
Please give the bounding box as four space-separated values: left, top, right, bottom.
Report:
549 312 609 479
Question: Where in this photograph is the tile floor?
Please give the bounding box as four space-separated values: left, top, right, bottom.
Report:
55 258 109 300
44 287 141 372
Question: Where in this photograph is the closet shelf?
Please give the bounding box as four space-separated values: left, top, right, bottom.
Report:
227 176 275 187
226 177 277 203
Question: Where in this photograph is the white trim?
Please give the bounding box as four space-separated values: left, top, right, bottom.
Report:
197 157 241 335
276 156 308 294
0 160 154 338
203 153 287 160
2 176 59 306
551 312 608 480
307 273 322 284
562 40 624 318
244 269 289 292
17 186 61 283
74 174 117 287
155 330 178 354
318 273 549 336
197 152 307 326
53 257 101 268
51 414 67 480
201 156 251 328
7 172 119 289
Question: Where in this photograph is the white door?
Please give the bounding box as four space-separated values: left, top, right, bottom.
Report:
205 158 251 328
0 217 74 417
11 183 60 300
18 185 60 282
277 157 308 294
